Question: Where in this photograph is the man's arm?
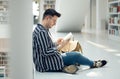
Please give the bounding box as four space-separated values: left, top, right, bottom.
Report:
33 31 59 56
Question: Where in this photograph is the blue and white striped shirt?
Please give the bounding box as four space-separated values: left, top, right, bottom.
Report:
32 24 64 72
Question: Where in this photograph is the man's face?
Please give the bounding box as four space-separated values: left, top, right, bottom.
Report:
47 15 58 28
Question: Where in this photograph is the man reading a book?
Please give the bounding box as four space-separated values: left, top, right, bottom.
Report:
32 9 107 74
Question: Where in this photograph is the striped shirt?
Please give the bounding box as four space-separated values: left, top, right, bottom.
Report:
32 24 64 72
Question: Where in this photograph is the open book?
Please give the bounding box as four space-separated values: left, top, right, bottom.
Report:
63 32 73 41
58 32 83 53
58 32 74 50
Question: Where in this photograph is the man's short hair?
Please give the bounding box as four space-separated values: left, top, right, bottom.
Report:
43 9 61 19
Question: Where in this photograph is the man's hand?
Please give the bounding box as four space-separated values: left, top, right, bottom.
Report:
56 38 64 45
56 37 70 50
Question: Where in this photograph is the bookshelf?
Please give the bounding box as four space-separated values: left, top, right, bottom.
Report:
43 0 56 10
0 52 8 79
0 66 5 79
0 0 8 24
0 38 9 79
108 0 120 40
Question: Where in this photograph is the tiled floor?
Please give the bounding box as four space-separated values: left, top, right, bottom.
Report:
34 28 120 79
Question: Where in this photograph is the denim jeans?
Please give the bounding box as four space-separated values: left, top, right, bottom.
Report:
61 52 94 67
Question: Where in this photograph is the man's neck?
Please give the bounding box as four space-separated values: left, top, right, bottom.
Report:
41 21 48 29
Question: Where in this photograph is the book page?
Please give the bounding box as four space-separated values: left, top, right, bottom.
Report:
63 32 73 41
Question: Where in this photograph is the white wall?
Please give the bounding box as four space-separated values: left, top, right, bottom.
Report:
96 0 107 31
92 0 96 30
85 0 107 32
38 0 108 32
84 0 96 31
0 24 9 38
55 0 90 32
9 0 33 79
39 0 44 23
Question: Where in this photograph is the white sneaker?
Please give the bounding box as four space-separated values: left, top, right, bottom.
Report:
91 60 107 68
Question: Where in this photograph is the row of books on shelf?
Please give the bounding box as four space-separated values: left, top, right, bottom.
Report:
109 6 120 13
43 0 55 10
108 0 118 2
0 73 4 77
109 17 120 24
109 29 120 36
0 66 5 79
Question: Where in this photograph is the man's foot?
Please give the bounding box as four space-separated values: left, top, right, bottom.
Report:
63 65 79 74
91 60 107 68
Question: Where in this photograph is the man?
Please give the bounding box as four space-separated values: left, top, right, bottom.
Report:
32 9 107 74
